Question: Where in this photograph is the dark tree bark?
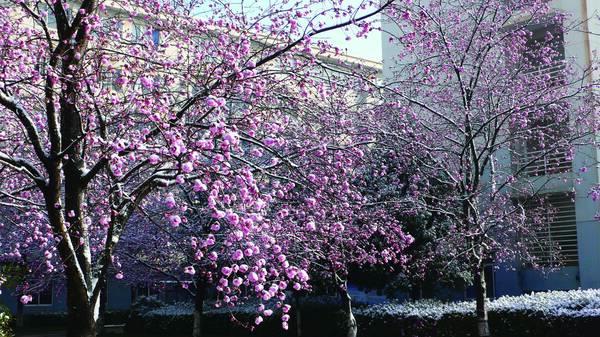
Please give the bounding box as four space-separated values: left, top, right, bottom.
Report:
193 279 207 337
15 297 23 328
96 277 108 335
474 264 490 337
294 292 303 337
66 276 96 337
338 282 357 337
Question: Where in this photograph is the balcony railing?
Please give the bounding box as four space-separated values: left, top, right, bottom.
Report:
513 148 571 177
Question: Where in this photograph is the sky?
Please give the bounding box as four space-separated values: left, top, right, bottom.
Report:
224 0 384 62
316 22 383 62
293 0 383 62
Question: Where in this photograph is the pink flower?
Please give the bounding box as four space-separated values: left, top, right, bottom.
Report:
140 76 154 89
184 266 196 275
221 266 232 276
181 162 194 173
263 309 273 317
148 154 160 165
305 221 316 231
263 138 277 147
232 277 243 287
206 96 226 107
226 212 239 225
165 194 176 208
248 271 259 283
255 316 263 325
208 251 218 261
169 215 182 227
232 249 244 261
193 180 208 192
283 304 291 313
250 148 263 157
212 210 226 219
20 295 32 304
297 270 309 282
282 322 289 330
170 140 186 157
282 314 290 322
223 132 239 145
115 272 124 280
116 76 128 86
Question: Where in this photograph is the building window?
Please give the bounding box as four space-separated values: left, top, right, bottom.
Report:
133 23 146 42
152 29 161 47
131 283 159 302
26 286 53 306
523 193 578 266
512 23 570 177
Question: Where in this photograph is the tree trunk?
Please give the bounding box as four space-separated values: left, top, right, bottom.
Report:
410 284 423 300
66 276 96 337
15 297 23 328
97 277 108 336
338 285 357 337
193 280 207 337
474 264 490 337
294 292 302 337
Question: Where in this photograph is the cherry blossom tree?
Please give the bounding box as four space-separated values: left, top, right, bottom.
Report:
115 53 393 337
252 73 416 337
378 0 598 336
0 0 394 336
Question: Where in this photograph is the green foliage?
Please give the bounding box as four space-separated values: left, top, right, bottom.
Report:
0 304 13 337
0 263 26 289
357 150 470 298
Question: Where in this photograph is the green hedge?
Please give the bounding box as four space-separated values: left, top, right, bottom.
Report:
126 308 600 337
353 311 600 337
20 310 129 328
127 306 356 337
126 290 600 337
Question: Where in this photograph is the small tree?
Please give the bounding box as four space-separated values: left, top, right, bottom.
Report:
264 87 415 337
379 0 598 336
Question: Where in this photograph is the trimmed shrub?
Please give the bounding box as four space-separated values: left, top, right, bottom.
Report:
354 289 600 337
126 289 600 337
